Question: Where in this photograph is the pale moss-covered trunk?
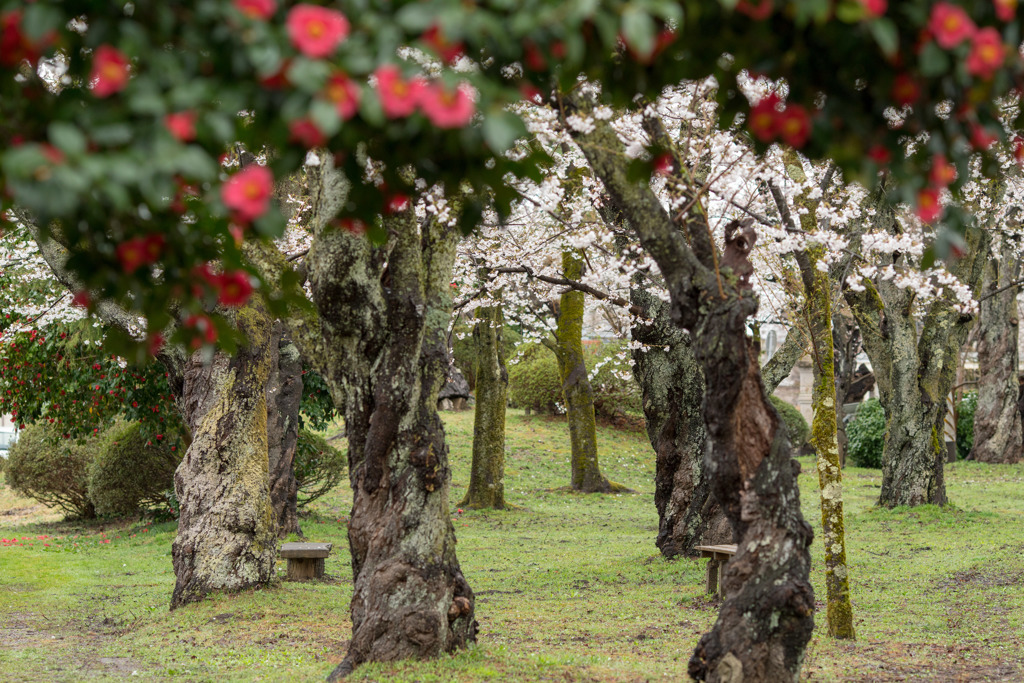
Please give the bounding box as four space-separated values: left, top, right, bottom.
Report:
572 108 814 682
266 321 303 537
801 248 855 639
554 250 620 493
846 207 990 507
171 300 277 609
970 239 1022 464
462 303 508 509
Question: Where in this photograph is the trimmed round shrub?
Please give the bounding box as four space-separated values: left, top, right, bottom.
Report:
295 429 346 509
769 396 810 450
508 345 563 415
87 420 181 517
956 391 977 461
846 398 887 468
5 423 97 519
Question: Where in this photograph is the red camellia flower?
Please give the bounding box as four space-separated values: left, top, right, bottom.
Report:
970 123 998 149
234 0 276 20
859 0 886 17
90 45 131 98
1014 135 1024 166
216 271 254 307
289 118 327 147
184 314 218 348
420 82 475 129
966 28 1006 79
222 165 274 222
777 104 811 148
422 24 464 64
748 93 781 142
867 145 892 164
890 74 920 107
374 65 424 118
337 217 367 235
736 0 773 20
115 234 164 273
71 290 91 308
286 4 350 59
652 152 675 176
917 187 942 223
323 72 361 120
994 0 1017 21
928 2 976 49
1 10 53 67
386 194 411 214
929 154 957 187
164 111 197 142
148 333 164 356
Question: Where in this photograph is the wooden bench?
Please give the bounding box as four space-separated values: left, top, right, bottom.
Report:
694 544 737 596
280 542 332 581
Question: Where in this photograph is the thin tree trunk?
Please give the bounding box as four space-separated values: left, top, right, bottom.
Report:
572 109 814 682
266 321 303 537
462 303 508 509
554 250 623 493
970 240 1022 464
171 300 278 609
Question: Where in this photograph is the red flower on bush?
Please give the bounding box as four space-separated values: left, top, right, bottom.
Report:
215 271 254 307
386 194 410 214
234 0 276 20
420 82 475 129
994 0 1017 21
928 2 976 49
289 118 327 147
1 10 53 67
736 0 773 20
164 111 197 142
966 28 1006 79
859 0 886 17
375 65 424 118
286 4 349 58
748 93 781 142
777 104 811 148
890 74 920 107
90 45 131 97
116 235 164 273
422 25 464 64
184 314 218 348
917 187 942 223
970 123 997 149
222 165 274 222
929 154 957 187
323 72 361 120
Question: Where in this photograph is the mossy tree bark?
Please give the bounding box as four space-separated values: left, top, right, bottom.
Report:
844 201 989 507
248 158 476 678
572 105 814 682
170 300 278 609
266 321 303 537
970 238 1022 464
549 250 623 493
462 303 509 509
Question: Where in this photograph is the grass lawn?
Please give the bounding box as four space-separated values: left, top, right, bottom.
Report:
2 409 1024 682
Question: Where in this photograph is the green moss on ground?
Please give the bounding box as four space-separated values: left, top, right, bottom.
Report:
1 411 1023 681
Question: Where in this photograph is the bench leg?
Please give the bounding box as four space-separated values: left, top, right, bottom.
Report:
706 559 719 594
287 557 326 580
718 559 727 599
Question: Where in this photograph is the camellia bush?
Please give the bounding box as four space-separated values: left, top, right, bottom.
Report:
5 422 98 519
87 419 182 518
847 398 888 468
770 395 811 451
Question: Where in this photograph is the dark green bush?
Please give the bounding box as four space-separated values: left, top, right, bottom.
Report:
5 423 97 518
956 391 977 460
846 398 887 468
769 396 810 450
588 341 643 421
507 344 562 415
295 429 346 509
87 420 181 517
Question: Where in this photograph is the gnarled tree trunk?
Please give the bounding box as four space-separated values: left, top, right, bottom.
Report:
171 301 278 609
266 321 303 537
970 240 1022 464
572 107 814 682
462 303 509 509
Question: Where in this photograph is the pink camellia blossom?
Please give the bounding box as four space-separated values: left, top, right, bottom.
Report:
929 154 956 187
422 25 464 64
323 72 361 120
164 111 197 142
289 118 327 147
970 123 998 150
994 0 1017 21
917 187 942 223
234 0 276 20
966 28 1006 79
860 0 886 17
90 45 130 97
216 271 254 307
222 165 274 222
420 81 475 129
375 65 424 118
652 153 674 176
286 4 349 58
928 2 976 49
